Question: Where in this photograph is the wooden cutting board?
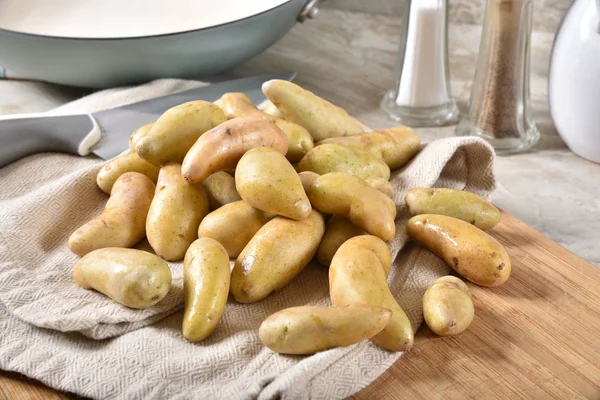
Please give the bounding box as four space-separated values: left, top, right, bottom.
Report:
2 212 600 399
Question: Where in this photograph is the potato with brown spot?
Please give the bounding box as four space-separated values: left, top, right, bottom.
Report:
146 163 209 261
298 143 390 181
215 92 314 162
201 171 242 210
182 116 288 184
96 151 159 194
405 188 501 230
259 305 392 355
307 172 395 241
69 172 155 256
262 79 364 141
235 147 311 220
136 101 226 166
423 276 474 336
198 201 272 258
318 126 420 169
407 214 511 286
128 122 154 151
231 210 325 303
73 248 171 309
330 235 413 351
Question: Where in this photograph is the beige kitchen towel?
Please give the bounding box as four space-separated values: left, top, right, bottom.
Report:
0 78 496 399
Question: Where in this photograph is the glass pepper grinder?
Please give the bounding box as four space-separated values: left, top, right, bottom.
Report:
455 0 539 153
381 0 458 127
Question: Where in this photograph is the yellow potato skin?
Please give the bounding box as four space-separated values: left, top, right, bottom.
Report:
215 92 314 162
231 210 325 303
235 147 311 221
96 151 160 195
128 122 154 151
198 201 271 258
298 144 390 181
182 116 288 184
407 214 511 287
262 100 284 118
366 178 393 199
406 188 501 230
262 79 364 141
318 126 420 170
307 172 396 241
423 276 474 336
298 171 320 193
330 236 414 351
182 238 230 342
68 172 155 256
146 164 209 261
73 248 172 309
259 305 392 355
201 171 242 210
316 216 366 266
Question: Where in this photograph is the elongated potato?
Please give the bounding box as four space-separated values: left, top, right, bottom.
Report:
198 201 271 258
128 122 154 151
316 216 366 266
259 305 392 355
298 171 320 193
298 143 390 181
406 188 501 230
235 147 311 220
318 126 420 169
182 238 230 342
231 210 325 303
262 80 364 141
146 163 209 261
366 178 393 199
407 214 511 286
136 100 226 166
262 100 284 118
96 151 160 194
423 276 474 336
73 248 172 309
307 172 395 241
330 236 413 351
182 116 288 184
215 92 314 162
201 171 242 210
68 172 154 256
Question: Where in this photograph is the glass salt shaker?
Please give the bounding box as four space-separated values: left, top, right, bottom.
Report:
381 0 458 127
455 0 539 153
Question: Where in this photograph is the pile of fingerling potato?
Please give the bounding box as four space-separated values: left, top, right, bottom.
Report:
67 79 510 355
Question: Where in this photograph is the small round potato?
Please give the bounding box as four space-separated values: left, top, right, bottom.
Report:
136 100 226 166
201 171 242 210
330 235 413 351
298 143 391 181
198 201 271 258
407 214 511 286
307 172 395 241
423 276 474 336
259 305 392 355
146 163 209 262
406 187 501 230
235 147 311 221
318 126 420 170
262 79 364 141
182 116 288 184
96 151 159 195
182 238 230 342
68 172 155 256
316 216 366 266
231 210 325 303
73 248 172 309
128 122 154 151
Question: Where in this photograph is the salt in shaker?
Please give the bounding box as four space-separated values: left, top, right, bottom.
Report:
381 0 458 127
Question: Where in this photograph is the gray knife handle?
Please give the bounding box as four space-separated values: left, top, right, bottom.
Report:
0 112 101 168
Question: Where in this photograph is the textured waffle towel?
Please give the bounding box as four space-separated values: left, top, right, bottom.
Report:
0 79 496 399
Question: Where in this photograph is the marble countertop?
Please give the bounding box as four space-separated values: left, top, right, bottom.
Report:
1 5 599 266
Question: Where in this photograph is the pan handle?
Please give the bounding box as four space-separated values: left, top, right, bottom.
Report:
298 0 322 22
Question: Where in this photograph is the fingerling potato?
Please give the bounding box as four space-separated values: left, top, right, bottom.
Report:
201 171 242 210
423 276 474 336
366 177 393 199
128 122 154 151
262 100 284 118
96 151 159 195
316 216 366 267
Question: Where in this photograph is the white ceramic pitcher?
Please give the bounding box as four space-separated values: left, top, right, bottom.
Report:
549 0 600 163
